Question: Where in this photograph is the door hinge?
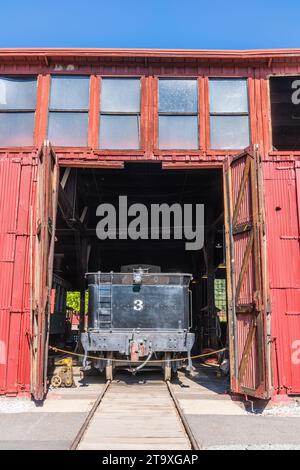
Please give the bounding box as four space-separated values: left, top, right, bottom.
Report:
253 290 262 311
280 235 300 240
7 231 30 237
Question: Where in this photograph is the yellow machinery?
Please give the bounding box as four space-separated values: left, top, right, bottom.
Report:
50 357 74 388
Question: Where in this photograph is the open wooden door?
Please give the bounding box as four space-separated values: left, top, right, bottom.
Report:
224 146 272 399
31 141 59 401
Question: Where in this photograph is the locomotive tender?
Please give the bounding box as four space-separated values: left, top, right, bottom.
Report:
81 265 194 380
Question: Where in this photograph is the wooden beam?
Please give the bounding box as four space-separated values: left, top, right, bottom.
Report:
61 167 71 189
232 156 251 228
58 184 85 232
238 321 256 384
235 230 254 304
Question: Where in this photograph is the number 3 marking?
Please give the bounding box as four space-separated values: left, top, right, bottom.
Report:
133 299 144 311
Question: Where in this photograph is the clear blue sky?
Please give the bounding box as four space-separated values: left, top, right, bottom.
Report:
1 0 300 49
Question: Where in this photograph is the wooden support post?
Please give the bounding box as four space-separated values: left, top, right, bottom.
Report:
206 224 218 349
80 237 88 332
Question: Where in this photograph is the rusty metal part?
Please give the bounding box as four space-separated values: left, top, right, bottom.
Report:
130 342 140 362
131 348 153 375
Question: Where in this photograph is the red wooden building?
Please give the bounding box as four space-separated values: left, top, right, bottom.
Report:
0 48 300 400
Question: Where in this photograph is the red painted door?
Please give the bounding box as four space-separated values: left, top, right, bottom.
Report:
225 147 272 399
31 141 59 401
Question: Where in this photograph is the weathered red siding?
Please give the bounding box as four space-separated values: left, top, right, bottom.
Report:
264 160 300 394
0 154 36 396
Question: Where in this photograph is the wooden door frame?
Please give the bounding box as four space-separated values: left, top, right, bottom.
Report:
31 140 59 401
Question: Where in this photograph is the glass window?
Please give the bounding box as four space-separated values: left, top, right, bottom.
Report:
0 113 35 147
210 79 248 114
100 78 140 149
209 78 250 149
100 115 139 149
101 78 140 113
159 116 198 150
159 80 198 113
210 116 250 150
158 79 198 149
48 113 89 147
49 76 90 110
48 76 90 146
0 77 37 146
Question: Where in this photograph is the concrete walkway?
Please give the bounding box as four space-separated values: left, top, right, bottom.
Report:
0 375 103 450
172 367 300 450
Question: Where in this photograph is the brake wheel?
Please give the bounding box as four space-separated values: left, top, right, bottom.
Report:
51 375 62 388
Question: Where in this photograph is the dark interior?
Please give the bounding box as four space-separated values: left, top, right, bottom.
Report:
52 163 227 349
55 163 224 284
270 76 300 150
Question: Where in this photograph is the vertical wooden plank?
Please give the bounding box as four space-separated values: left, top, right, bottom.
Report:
253 71 264 155
145 75 152 158
260 71 272 158
248 76 258 146
88 75 100 150
34 74 50 148
203 76 210 152
140 75 148 154
250 152 264 386
223 158 239 386
32 142 59 400
198 77 206 150
152 76 158 152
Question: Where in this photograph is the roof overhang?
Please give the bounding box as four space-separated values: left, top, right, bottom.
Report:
1 48 300 66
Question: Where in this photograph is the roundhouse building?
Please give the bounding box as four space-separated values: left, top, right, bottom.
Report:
0 48 299 400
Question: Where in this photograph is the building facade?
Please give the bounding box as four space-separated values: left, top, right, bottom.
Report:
0 48 300 399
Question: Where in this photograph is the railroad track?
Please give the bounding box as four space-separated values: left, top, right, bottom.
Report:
70 374 199 450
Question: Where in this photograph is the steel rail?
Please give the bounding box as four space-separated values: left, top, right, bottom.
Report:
70 376 200 450
166 380 200 450
69 380 111 450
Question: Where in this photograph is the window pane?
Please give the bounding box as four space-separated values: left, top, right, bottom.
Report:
48 112 88 146
210 79 248 113
0 78 37 110
101 79 140 112
210 115 250 149
100 115 139 149
0 113 35 146
49 76 90 110
159 80 198 113
159 115 198 149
